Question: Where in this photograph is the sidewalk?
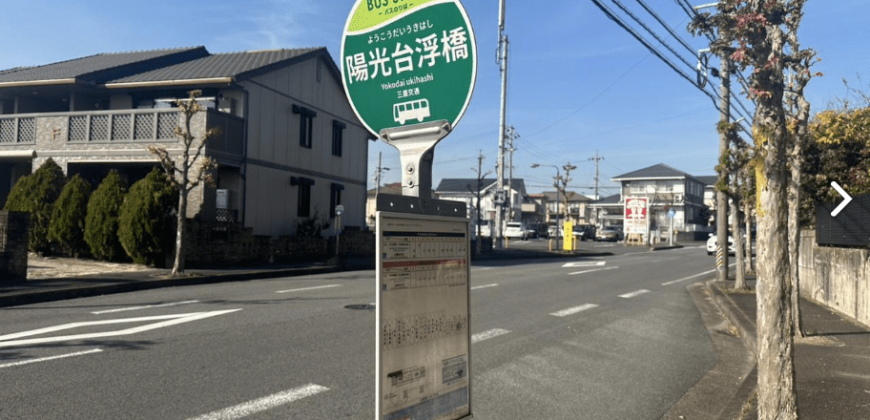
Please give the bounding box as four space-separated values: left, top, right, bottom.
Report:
706 278 870 420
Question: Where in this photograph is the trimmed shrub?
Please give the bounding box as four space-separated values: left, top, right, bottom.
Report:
48 174 91 257
84 170 127 261
118 168 178 265
3 158 66 252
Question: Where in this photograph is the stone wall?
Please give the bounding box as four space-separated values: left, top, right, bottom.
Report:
182 220 374 267
799 230 870 328
0 211 29 282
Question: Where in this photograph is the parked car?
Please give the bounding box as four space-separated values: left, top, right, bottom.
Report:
706 232 745 255
571 225 586 240
475 221 492 238
596 226 623 242
548 225 562 238
504 222 528 240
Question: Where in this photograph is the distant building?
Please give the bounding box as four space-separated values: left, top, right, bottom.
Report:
434 178 534 233
695 175 719 226
0 46 373 236
539 191 593 226
589 193 623 228
611 163 708 233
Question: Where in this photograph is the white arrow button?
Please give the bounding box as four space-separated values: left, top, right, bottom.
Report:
831 182 853 217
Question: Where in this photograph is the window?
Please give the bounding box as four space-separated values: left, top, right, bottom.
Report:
330 183 345 218
293 104 316 148
291 176 315 217
332 120 346 157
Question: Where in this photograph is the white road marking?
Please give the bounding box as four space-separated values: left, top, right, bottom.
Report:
0 349 103 369
471 284 498 290
471 328 510 343
275 284 341 294
661 269 717 286
619 289 650 299
550 304 599 317
0 309 242 348
186 384 329 420
473 267 494 271
562 261 606 268
568 266 619 276
91 300 200 315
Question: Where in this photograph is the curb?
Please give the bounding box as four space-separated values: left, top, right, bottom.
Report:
651 245 684 251
703 280 759 420
704 280 757 351
0 265 346 308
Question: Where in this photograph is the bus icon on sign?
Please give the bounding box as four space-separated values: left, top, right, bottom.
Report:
393 99 430 125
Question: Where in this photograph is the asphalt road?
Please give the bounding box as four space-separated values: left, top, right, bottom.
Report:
1 243 719 420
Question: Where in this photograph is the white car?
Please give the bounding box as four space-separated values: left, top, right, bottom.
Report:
706 233 743 255
504 222 528 240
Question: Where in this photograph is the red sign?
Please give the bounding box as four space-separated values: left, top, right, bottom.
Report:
624 197 649 235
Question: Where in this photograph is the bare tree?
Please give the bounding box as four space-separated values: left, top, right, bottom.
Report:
692 2 811 418
148 90 218 277
554 163 577 224
468 150 491 255
784 5 820 338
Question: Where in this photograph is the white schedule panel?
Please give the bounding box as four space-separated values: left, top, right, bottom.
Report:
376 211 472 420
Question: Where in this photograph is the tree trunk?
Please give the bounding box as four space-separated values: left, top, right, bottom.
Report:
731 190 746 290
172 160 190 277
755 81 799 420
788 149 804 337
744 200 754 273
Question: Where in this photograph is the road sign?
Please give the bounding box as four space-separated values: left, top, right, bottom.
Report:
335 204 345 216
624 197 649 235
667 208 675 219
341 0 477 136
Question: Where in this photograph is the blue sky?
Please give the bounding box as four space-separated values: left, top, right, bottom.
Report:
1 1 865 197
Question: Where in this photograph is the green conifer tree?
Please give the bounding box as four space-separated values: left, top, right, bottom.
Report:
118 168 177 265
48 174 91 257
84 170 127 261
3 158 66 252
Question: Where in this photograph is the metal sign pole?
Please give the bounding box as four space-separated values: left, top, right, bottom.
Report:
380 120 451 199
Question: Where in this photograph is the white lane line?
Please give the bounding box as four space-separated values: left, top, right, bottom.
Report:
92 300 200 315
471 328 510 344
0 349 103 369
550 304 599 317
661 269 717 286
0 309 242 348
619 289 650 299
562 261 606 268
471 284 498 290
275 284 341 294
568 266 619 276
186 384 329 420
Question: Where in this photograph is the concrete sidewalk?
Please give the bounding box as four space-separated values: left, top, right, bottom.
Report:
705 278 870 420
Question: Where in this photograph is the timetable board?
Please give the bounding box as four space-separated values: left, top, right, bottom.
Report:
376 210 472 420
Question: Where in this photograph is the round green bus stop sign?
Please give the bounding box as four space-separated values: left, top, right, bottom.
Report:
341 0 477 137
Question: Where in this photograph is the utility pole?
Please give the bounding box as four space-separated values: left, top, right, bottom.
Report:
589 151 604 200
373 152 390 195
495 0 509 249
507 126 517 220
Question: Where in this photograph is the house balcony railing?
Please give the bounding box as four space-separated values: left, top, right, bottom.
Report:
0 116 36 144
0 108 244 154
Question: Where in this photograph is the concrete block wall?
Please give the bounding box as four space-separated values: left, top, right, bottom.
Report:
0 211 29 282
799 230 870 328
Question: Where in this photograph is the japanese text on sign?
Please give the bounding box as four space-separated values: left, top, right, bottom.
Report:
345 25 469 84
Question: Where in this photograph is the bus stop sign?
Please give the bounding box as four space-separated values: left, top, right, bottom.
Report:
341 0 477 137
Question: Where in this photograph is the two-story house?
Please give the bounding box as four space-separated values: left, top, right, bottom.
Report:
537 191 594 226
433 178 532 234
611 163 708 234
0 46 372 237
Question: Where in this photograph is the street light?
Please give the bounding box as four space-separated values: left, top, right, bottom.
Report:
531 163 561 251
